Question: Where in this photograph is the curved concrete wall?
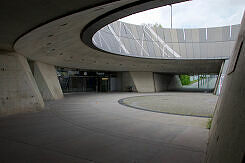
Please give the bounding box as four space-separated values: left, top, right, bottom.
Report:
206 13 245 163
13 1 225 74
93 21 239 59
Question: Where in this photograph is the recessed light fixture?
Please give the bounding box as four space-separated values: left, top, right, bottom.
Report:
94 7 104 12
60 23 68 26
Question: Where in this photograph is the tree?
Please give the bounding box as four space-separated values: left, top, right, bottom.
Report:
179 75 190 85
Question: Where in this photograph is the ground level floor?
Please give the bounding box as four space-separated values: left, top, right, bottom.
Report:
0 92 215 163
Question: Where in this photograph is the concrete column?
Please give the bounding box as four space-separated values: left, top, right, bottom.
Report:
121 72 136 92
153 73 172 92
130 72 155 92
0 52 44 116
167 75 182 90
214 60 230 95
206 13 245 163
33 62 63 101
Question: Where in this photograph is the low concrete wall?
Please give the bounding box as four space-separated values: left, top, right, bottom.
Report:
206 13 245 163
130 72 155 92
33 62 63 101
0 52 44 116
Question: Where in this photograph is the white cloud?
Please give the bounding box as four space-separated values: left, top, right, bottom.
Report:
120 0 245 28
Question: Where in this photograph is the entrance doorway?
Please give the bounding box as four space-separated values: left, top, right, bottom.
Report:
57 69 115 93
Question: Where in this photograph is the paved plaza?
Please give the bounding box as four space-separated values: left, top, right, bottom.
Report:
0 92 216 163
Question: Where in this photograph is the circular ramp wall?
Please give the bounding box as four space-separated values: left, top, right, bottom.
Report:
12 0 233 74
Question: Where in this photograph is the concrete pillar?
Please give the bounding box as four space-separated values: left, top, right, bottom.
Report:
153 73 172 92
206 13 245 163
130 72 155 92
33 62 63 101
129 72 182 93
167 75 182 90
121 72 136 92
0 52 44 116
214 60 230 95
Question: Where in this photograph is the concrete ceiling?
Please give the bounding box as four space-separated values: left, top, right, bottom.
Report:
0 0 122 50
1 0 223 73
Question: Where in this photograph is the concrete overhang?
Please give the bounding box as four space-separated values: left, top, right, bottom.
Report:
1 0 224 73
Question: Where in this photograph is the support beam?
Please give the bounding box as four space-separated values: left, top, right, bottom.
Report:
213 60 229 95
129 72 182 93
33 62 63 101
120 72 136 92
167 75 182 90
130 72 155 92
153 73 172 92
206 13 245 163
213 61 224 95
0 52 44 116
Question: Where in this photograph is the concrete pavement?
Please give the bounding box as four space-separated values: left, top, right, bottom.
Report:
119 93 217 117
0 92 210 163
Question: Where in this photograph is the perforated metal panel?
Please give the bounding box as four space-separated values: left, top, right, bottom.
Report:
92 21 240 59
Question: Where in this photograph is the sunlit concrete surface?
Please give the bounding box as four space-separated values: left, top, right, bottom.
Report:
0 93 210 163
119 93 218 117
